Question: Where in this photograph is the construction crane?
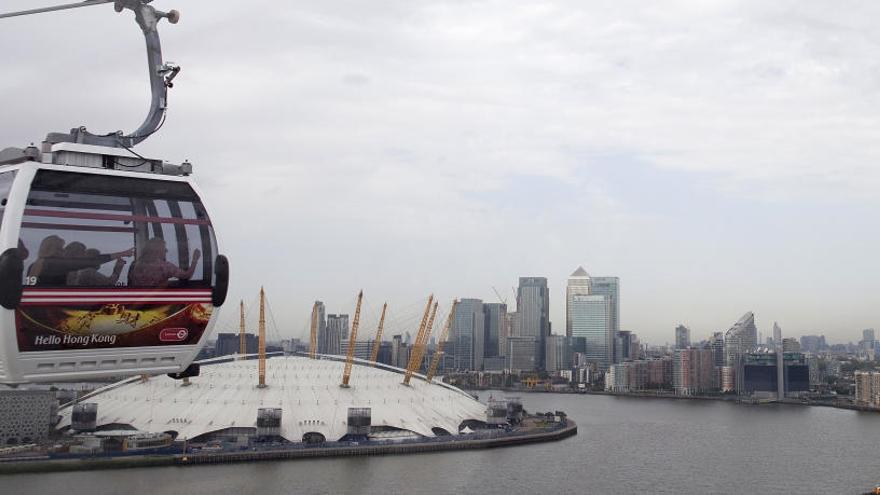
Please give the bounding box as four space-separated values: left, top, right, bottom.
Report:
401 295 433 385
257 287 267 388
308 301 319 359
369 303 388 365
492 286 507 305
426 299 457 382
238 300 246 359
404 299 438 386
341 291 364 387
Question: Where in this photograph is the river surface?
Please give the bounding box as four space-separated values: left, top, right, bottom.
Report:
2 392 878 494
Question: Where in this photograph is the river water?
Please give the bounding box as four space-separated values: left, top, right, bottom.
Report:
2 392 878 494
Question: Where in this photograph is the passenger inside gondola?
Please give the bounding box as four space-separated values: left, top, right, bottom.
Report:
27 235 133 287
128 237 201 287
69 248 127 287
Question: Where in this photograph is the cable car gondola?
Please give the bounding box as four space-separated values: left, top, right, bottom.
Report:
0 0 229 384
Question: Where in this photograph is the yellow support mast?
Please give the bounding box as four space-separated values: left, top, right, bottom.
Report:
426 299 457 382
341 290 364 387
369 302 388 365
309 301 319 359
257 287 267 388
238 300 246 359
404 298 438 386
401 295 433 385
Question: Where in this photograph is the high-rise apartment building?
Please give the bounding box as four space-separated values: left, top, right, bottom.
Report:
215 332 258 357
724 311 757 366
390 334 409 369
782 338 800 353
312 301 330 354
724 312 758 394
854 371 880 408
322 314 348 356
517 277 550 369
340 340 373 361
673 347 715 395
675 325 691 349
452 299 485 371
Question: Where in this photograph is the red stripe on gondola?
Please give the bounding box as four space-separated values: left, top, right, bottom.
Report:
21 222 136 233
22 288 212 292
24 208 212 226
19 301 211 306
22 289 212 295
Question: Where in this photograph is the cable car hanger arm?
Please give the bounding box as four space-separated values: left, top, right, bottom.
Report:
0 1 113 20
0 1 180 153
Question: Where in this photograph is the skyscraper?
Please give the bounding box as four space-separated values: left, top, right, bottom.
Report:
313 301 329 354
675 325 691 349
724 311 757 366
453 298 485 371
861 328 876 354
500 311 517 358
709 332 725 368
591 276 620 363
591 276 620 335
772 322 782 347
723 311 758 394
616 330 633 362
483 303 507 358
517 277 549 369
506 336 538 372
566 267 591 337
544 335 571 372
569 294 612 370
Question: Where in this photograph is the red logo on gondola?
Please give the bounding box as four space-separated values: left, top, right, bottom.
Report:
159 328 189 342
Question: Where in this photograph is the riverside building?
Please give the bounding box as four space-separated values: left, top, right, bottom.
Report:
855 371 880 408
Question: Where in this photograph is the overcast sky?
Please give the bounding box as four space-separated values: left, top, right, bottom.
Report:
2 1 879 344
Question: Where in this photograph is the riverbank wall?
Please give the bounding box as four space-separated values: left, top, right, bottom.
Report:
0 420 577 474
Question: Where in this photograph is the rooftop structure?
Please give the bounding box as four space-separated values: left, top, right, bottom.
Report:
56 355 486 443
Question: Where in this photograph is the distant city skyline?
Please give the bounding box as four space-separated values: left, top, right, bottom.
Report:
234 272 874 347
238 269 873 347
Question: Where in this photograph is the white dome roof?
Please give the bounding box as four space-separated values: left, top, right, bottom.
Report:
58 355 486 442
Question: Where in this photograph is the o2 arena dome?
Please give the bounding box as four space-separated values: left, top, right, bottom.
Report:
57 355 488 443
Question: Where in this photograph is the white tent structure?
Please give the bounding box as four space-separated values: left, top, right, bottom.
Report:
57 355 486 442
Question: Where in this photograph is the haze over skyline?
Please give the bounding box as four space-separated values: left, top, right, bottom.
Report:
1 1 878 342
